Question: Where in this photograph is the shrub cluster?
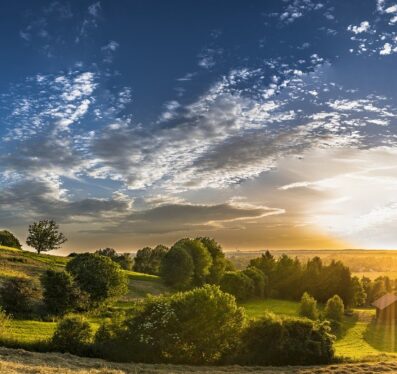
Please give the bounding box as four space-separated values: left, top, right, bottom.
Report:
237 313 335 365
86 285 335 365
95 248 133 270
161 237 227 289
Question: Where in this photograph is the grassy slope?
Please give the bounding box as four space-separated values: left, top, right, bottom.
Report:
242 299 397 361
2 247 397 362
0 247 170 345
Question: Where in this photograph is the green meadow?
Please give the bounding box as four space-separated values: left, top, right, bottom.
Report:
1 246 397 362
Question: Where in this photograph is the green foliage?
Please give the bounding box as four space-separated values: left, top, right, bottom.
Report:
325 294 345 322
161 245 194 289
248 253 354 306
104 285 246 364
26 220 67 254
95 248 133 270
52 315 93 354
0 277 41 315
351 276 366 307
299 292 319 320
237 313 335 365
196 237 227 284
41 270 88 315
0 307 10 338
242 266 268 298
133 245 168 275
0 230 22 249
174 238 212 286
66 253 127 308
220 271 254 301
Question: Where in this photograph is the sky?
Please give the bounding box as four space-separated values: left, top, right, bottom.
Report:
1 0 397 253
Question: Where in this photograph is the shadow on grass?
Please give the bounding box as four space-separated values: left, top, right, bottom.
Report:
334 313 358 340
364 318 397 352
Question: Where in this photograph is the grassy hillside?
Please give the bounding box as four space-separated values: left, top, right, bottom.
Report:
0 247 171 347
241 299 397 361
2 247 397 363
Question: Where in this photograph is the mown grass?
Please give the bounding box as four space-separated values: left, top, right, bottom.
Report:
241 298 300 319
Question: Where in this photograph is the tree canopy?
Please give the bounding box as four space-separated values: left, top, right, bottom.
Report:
26 220 67 254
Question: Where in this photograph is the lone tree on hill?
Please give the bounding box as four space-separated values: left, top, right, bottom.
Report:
26 219 67 254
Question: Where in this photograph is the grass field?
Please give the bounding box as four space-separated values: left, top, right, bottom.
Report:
2 346 397 373
2 247 397 363
242 298 397 360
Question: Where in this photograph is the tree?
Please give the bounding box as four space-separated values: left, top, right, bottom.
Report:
249 251 275 279
238 313 335 365
351 276 366 307
66 253 127 308
96 248 133 270
161 245 194 289
324 295 344 322
133 245 168 275
179 239 212 286
0 230 22 249
242 266 267 298
52 315 93 354
116 285 246 364
0 278 41 314
197 237 227 284
26 220 67 254
299 292 319 320
41 270 88 315
220 271 254 301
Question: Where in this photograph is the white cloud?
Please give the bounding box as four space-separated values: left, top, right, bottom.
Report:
347 21 370 34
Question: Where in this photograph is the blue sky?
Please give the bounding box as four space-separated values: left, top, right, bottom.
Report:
2 0 397 252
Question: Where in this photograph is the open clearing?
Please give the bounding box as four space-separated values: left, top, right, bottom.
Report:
241 299 397 360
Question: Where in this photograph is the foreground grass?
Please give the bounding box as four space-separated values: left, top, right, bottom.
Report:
2 346 397 373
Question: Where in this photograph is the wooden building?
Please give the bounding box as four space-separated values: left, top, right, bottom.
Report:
372 293 397 322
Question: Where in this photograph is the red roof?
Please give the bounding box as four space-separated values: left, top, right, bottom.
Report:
372 293 397 310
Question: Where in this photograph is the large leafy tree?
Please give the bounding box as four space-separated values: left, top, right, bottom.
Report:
133 244 168 275
161 245 194 289
0 230 22 249
172 238 212 286
66 253 127 308
26 220 67 254
196 237 227 284
117 285 246 364
41 270 88 315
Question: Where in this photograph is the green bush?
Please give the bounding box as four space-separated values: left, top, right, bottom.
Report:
52 315 93 354
242 266 267 298
196 237 227 284
324 294 344 322
0 278 41 315
299 292 319 320
161 245 194 289
133 245 168 275
0 230 22 249
103 285 246 364
41 270 89 315
237 313 335 365
220 271 254 301
66 253 127 308
96 248 133 270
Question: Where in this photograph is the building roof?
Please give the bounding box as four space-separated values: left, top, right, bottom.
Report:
372 293 397 310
